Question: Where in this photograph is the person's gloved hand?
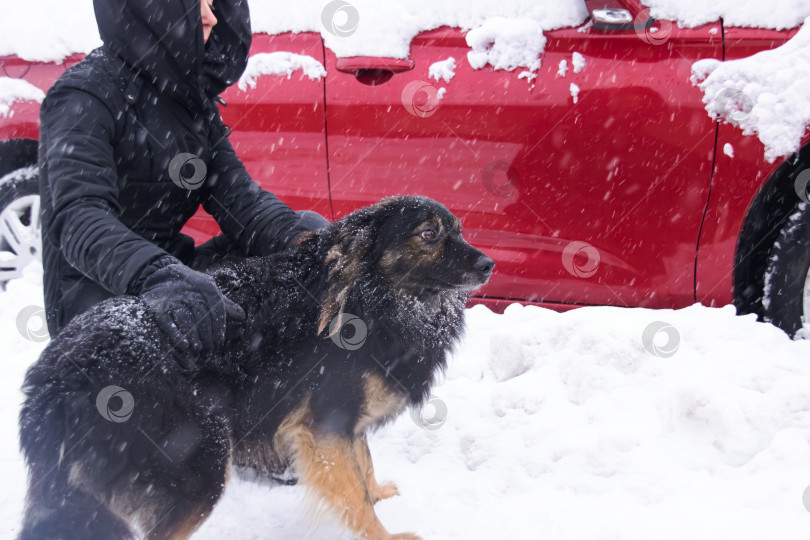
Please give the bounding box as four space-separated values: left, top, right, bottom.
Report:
139 264 246 360
289 210 331 247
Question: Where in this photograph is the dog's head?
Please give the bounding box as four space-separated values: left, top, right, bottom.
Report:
315 196 494 334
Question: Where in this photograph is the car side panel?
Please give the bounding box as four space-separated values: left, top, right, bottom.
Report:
695 28 797 307
325 23 721 308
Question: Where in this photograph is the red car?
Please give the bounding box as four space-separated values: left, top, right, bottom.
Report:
1 0 808 336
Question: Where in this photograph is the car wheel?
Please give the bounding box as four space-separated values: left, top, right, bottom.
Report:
0 165 41 289
762 202 810 338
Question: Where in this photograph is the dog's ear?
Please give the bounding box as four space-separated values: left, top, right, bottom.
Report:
317 209 379 336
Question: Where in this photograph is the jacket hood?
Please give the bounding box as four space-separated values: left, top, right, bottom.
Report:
93 0 251 111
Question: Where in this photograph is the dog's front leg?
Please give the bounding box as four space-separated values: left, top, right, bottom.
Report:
354 434 399 504
292 427 420 540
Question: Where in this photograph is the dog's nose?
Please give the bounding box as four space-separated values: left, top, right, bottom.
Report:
474 255 495 275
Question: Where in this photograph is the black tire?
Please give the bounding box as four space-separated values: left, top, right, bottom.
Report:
762 202 810 337
0 165 41 289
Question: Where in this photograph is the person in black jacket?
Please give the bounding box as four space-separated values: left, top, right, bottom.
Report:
38 0 327 354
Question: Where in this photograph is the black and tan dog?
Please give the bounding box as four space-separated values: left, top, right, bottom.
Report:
18 196 494 540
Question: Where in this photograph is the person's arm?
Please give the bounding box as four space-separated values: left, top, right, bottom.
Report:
39 85 179 295
200 114 308 256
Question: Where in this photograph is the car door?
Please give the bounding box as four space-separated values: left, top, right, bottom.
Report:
324 12 721 309
182 32 330 242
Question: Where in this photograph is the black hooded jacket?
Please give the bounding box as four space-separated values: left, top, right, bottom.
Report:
39 0 307 334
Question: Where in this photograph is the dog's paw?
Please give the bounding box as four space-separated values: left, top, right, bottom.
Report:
389 533 422 540
371 481 400 503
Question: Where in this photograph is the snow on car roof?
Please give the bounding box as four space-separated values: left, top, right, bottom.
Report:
643 0 810 30
3 0 810 63
0 0 587 62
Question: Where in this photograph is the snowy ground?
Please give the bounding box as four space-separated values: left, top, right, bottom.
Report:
3 265 810 539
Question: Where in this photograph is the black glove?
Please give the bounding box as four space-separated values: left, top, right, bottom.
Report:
139 264 246 359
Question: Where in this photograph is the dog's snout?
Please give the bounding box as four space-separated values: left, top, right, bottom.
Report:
474 255 495 275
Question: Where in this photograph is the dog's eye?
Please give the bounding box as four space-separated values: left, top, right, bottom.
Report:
421 229 437 241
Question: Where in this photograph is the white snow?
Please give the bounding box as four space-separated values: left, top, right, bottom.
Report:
723 143 734 157
428 57 457 83
0 78 45 118
2 0 810 69
0 0 588 63
5 267 810 538
642 0 810 30
0 1 98 62
237 52 326 91
466 17 546 72
571 51 585 73
557 59 568 77
692 16 810 162
569 82 580 104
256 0 586 61
517 71 537 84
437 87 447 100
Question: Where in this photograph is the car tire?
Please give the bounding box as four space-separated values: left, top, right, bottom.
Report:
0 165 42 289
762 202 810 337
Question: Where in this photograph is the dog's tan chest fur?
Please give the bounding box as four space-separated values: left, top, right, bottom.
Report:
356 373 408 435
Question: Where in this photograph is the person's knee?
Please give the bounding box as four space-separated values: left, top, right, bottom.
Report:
295 210 330 231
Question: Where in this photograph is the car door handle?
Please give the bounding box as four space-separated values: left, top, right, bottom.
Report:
336 57 415 85
336 57 415 73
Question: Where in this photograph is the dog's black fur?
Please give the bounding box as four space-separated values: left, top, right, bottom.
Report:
18 196 493 540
